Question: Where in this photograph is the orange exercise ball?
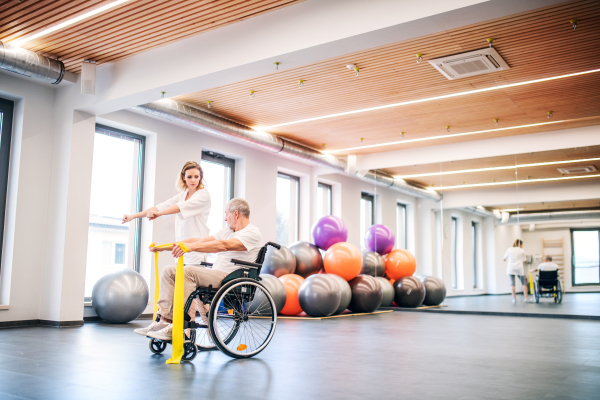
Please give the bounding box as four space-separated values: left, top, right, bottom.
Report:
385 249 416 280
279 274 305 315
323 242 362 281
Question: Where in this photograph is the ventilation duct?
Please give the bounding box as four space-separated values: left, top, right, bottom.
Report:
428 47 509 80
134 100 441 201
0 41 65 85
506 210 600 224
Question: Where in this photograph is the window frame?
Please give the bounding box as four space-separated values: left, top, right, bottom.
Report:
451 216 458 290
396 202 407 250
472 221 478 289
361 192 375 226
277 172 300 245
94 124 146 272
317 182 332 217
201 151 235 201
570 228 600 287
0 98 14 275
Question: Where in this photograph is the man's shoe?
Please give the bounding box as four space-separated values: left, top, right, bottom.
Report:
133 320 168 336
147 324 173 341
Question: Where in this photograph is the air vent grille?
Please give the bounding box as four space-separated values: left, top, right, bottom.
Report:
428 47 510 80
557 165 597 174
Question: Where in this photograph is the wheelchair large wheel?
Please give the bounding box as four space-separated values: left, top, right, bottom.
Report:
208 279 277 359
555 281 563 304
534 282 539 303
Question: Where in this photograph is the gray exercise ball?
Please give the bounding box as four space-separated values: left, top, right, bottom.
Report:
374 277 394 307
348 275 383 313
298 274 341 318
91 269 149 324
393 276 425 308
325 273 352 314
418 275 447 306
361 250 385 277
248 274 287 315
289 241 323 278
262 245 296 277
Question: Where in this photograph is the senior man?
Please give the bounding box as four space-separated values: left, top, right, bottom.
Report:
134 198 262 341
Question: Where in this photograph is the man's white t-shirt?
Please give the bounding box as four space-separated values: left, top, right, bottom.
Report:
504 247 525 276
156 189 211 265
211 224 262 274
537 262 559 271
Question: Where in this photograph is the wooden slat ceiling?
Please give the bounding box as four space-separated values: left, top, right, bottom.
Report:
174 0 600 154
384 145 600 190
486 199 600 213
0 0 305 73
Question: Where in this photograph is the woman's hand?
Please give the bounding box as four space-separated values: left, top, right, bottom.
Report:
147 210 161 220
122 214 133 224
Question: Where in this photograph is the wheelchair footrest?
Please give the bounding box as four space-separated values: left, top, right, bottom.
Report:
188 321 208 329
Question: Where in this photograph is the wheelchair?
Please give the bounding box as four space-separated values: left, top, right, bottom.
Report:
148 241 280 360
533 269 563 304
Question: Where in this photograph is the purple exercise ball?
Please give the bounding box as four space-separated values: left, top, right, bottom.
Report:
312 216 348 250
364 224 395 255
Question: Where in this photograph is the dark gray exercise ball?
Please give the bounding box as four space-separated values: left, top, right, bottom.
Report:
393 276 426 308
248 274 287 315
374 277 394 307
419 275 446 306
91 269 149 324
325 273 352 314
348 275 383 313
289 241 323 278
360 250 385 277
261 245 296 277
298 274 341 317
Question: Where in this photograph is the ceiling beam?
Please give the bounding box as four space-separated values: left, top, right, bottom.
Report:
71 0 562 116
356 125 600 171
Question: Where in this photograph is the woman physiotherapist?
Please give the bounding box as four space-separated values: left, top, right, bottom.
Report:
122 161 212 266
504 239 531 303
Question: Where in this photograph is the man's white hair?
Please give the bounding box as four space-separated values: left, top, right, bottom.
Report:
226 198 250 218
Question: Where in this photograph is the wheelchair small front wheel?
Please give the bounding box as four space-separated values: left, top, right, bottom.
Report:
149 339 167 355
182 342 198 361
209 279 277 359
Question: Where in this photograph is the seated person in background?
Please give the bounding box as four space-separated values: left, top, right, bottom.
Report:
134 198 262 341
531 256 560 273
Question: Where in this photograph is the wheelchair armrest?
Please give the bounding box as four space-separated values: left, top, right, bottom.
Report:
231 259 260 269
200 262 213 267
267 241 281 250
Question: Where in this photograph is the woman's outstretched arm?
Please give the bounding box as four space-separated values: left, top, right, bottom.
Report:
122 206 159 224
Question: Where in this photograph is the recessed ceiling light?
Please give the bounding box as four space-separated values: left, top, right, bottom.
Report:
394 157 600 179
12 0 130 46
325 118 586 154
257 68 600 131
435 174 600 190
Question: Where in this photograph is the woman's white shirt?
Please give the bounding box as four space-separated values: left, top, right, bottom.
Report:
504 247 525 276
156 189 211 264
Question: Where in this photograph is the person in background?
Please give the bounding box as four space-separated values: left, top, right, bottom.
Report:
504 239 532 303
123 161 212 336
531 255 560 273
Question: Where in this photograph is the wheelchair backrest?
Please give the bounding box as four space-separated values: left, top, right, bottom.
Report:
539 270 558 281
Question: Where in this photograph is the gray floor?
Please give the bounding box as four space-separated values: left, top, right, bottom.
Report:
1 312 599 399
391 293 600 320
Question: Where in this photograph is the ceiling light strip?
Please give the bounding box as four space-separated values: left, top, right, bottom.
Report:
259 68 600 130
11 0 131 46
326 118 582 154
395 157 600 179
434 174 600 191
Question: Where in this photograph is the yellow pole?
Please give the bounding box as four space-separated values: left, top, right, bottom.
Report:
165 242 189 365
150 243 160 321
529 271 534 295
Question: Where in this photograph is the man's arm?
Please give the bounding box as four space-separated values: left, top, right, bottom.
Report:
173 238 246 258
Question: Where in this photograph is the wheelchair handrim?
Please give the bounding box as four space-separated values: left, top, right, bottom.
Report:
210 279 277 357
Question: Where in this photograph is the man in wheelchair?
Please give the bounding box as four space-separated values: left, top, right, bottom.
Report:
134 198 262 341
530 256 562 303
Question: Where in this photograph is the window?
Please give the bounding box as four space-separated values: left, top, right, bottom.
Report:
85 125 145 299
0 98 14 274
317 182 332 219
472 221 478 288
451 217 458 289
571 229 600 286
396 203 407 249
360 192 374 249
276 172 300 246
201 151 235 235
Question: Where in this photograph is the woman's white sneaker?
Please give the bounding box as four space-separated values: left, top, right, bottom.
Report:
133 320 168 336
147 324 173 341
